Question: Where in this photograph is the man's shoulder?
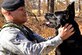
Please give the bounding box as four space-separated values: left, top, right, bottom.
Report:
1 26 20 32
0 27 21 38
0 25 23 41
1 23 22 32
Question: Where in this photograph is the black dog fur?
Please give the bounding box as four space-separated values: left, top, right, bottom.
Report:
45 2 82 55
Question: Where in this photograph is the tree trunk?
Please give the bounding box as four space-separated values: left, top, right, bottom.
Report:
47 0 50 12
50 0 54 13
38 0 41 16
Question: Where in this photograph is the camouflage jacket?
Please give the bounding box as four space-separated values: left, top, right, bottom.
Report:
0 23 63 55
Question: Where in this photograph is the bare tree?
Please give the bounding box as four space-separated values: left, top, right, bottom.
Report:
47 0 50 12
46 0 55 13
50 0 54 13
79 0 81 13
38 0 41 16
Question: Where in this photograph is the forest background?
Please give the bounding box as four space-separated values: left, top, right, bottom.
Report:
0 0 82 55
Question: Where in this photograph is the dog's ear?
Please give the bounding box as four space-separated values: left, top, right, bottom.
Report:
66 2 75 20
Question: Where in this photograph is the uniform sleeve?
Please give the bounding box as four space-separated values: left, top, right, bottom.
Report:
33 33 47 42
0 27 63 55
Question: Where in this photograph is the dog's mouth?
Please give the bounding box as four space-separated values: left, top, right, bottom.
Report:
45 21 61 29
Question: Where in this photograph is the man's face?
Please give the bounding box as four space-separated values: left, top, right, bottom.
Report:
10 6 27 24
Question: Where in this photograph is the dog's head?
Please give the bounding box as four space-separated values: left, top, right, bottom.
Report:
44 2 75 29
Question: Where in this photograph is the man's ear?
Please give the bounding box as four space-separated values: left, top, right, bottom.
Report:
1 8 11 16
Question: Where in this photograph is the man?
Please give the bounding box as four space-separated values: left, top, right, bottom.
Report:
0 0 74 55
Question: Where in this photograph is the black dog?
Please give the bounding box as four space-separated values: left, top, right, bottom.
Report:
45 2 82 55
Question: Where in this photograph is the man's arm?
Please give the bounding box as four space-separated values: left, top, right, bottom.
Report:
0 27 62 55
0 24 74 55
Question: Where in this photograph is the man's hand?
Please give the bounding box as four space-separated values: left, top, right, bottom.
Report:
58 24 74 40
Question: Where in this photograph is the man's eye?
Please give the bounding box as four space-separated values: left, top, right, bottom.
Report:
20 9 23 11
19 9 24 11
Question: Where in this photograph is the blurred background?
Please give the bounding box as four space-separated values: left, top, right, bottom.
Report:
0 0 82 55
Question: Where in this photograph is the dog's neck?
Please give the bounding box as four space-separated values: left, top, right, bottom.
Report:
56 19 81 40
